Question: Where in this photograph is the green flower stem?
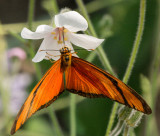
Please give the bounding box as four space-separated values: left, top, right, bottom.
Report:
86 0 125 14
70 94 76 136
51 0 59 14
48 107 64 136
76 0 115 75
123 125 130 136
28 41 42 80
122 0 146 83
27 0 63 135
105 103 119 136
106 0 146 135
27 0 42 80
28 0 35 30
8 31 26 44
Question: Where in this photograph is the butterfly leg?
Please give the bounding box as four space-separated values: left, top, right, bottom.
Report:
45 52 55 63
46 52 54 56
45 56 55 63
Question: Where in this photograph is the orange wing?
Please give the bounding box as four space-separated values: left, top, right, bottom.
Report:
11 59 64 135
65 56 152 114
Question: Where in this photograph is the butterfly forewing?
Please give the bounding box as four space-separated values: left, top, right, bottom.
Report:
11 59 64 135
65 56 152 114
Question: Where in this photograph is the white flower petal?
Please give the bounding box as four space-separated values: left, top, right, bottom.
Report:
32 36 61 62
21 25 55 39
68 33 104 50
35 25 54 33
55 11 88 32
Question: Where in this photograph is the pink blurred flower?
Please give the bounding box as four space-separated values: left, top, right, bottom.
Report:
9 73 32 115
0 47 32 115
7 47 26 60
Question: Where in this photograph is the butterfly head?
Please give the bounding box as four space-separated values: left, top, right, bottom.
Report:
60 46 71 54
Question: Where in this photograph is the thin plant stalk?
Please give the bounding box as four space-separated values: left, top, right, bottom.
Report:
106 0 146 135
70 94 76 136
122 0 146 83
28 0 35 30
75 0 115 75
105 103 119 136
27 0 42 80
51 0 59 14
48 107 64 136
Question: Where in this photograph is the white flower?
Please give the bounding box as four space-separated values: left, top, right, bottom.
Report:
21 11 104 62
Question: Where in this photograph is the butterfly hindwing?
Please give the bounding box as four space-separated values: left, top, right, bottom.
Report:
65 56 151 114
11 59 64 135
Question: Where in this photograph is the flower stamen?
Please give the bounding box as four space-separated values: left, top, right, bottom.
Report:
64 37 68 41
54 36 57 40
63 29 68 33
51 32 56 35
58 40 63 44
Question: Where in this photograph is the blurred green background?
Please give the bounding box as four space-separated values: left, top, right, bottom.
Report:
0 0 160 136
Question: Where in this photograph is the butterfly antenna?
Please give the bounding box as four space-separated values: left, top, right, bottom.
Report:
71 49 95 51
39 49 60 52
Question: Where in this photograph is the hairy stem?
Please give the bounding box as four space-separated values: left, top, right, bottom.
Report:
122 0 146 83
76 0 115 75
106 0 146 135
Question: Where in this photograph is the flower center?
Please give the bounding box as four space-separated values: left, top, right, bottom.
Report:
51 27 68 45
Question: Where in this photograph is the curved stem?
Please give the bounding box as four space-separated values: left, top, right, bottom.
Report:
122 0 146 83
75 0 115 75
106 0 146 135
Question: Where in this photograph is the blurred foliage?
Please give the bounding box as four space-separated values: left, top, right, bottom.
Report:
0 0 159 136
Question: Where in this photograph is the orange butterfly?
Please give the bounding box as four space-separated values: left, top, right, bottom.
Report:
11 46 152 135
